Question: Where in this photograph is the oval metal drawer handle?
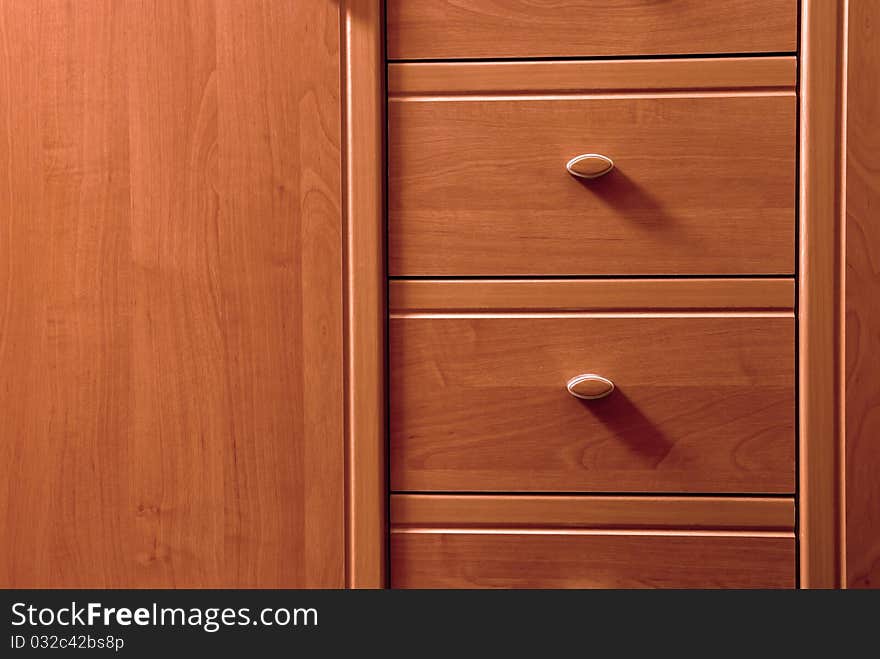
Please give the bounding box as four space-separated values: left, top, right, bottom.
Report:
566 374 615 400
566 153 614 179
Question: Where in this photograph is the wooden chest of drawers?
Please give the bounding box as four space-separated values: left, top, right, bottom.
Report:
387 0 802 588
1 0 873 593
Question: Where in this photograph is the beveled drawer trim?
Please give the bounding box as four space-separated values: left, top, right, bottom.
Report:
391 494 795 532
389 58 796 96
390 279 795 313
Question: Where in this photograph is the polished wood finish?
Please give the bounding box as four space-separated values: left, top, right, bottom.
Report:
391 495 795 531
845 0 880 590
799 0 846 589
390 279 795 313
389 58 797 95
0 0 344 588
391 529 795 589
390 91 795 275
391 313 795 493
342 0 386 589
387 0 797 60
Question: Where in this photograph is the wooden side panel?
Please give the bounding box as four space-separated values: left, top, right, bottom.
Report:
390 93 796 276
387 0 797 60
0 0 344 588
391 314 795 493
845 0 880 589
391 530 796 589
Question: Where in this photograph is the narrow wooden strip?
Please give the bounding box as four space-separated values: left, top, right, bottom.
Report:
391 495 795 531
799 0 845 589
389 58 796 95
392 312 794 320
390 279 795 313
392 528 793 538
343 0 385 589
393 92 797 103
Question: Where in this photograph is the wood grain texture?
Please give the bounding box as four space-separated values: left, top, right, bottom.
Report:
387 0 797 60
391 529 795 589
389 58 797 95
343 0 386 589
845 0 880 590
799 0 846 589
391 314 795 493
391 495 795 531
389 92 796 276
0 0 344 588
390 279 795 313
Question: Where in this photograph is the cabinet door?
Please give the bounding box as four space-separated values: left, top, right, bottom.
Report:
0 0 344 587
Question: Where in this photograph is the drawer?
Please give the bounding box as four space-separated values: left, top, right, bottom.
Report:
391 529 795 588
391 495 795 588
388 59 796 276
390 281 795 493
387 0 797 60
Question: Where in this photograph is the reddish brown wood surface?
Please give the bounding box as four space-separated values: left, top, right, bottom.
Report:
0 0 344 588
845 0 880 589
387 0 797 60
390 279 795 313
391 311 795 493
799 0 846 589
391 529 795 589
391 494 796 531
390 90 795 276
388 58 797 95
343 0 386 589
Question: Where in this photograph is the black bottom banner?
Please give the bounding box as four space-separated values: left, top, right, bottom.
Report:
0 589 871 655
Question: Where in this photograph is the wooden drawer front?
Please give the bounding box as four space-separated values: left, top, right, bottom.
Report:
390 313 795 493
389 76 795 276
390 495 796 588
387 0 797 60
391 530 795 589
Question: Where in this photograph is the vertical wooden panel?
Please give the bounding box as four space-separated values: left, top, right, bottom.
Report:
0 0 344 588
799 0 846 588
343 0 386 589
845 0 880 589
0 0 133 588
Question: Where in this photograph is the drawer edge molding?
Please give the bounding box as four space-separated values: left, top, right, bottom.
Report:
391 494 796 532
390 279 795 313
389 57 797 96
